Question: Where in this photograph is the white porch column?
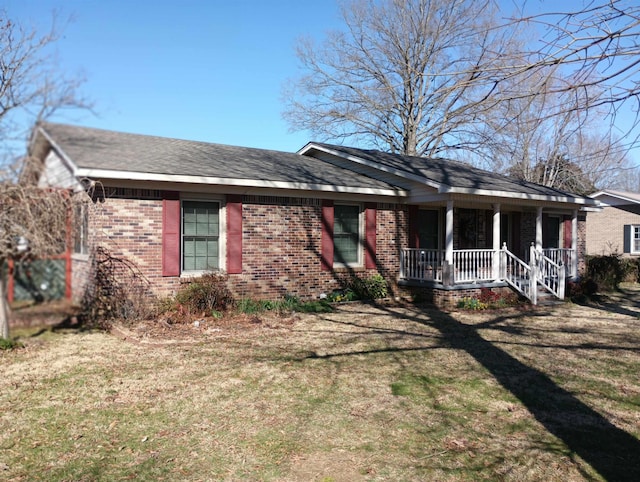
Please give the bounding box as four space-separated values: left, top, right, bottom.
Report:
445 200 454 263
493 203 501 280
572 209 578 278
536 206 543 252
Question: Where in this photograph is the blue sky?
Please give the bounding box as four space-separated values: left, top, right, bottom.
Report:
6 0 341 152
5 0 638 165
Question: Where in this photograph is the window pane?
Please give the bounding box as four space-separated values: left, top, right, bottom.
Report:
335 205 359 235
182 201 220 271
334 205 360 264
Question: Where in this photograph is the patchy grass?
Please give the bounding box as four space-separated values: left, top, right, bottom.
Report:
1 295 640 481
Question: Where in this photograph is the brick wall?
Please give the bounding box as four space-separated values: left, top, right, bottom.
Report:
77 191 589 306
81 193 408 302
586 205 640 256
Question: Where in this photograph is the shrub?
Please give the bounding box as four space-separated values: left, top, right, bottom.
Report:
0 337 23 350
585 255 640 292
237 295 333 314
339 273 389 301
81 247 157 326
174 272 235 317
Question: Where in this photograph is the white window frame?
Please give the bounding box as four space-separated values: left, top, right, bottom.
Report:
632 225 640 254
73 203 89 256
333 203 364 268
180 196 226 276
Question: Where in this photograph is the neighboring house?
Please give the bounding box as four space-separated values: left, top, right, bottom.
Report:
29 123 598 308
587 190 640 256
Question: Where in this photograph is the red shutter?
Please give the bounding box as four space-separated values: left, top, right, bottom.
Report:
408 205 419 248
563 217 572 248
321 200 334 271
226 195 243 274
162 192 181 277
365 203 377 269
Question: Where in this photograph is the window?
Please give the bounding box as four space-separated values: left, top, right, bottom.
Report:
182 200 220 271
634 226 640 253
334 204 361 265
417 209 439 249
73 203 89 255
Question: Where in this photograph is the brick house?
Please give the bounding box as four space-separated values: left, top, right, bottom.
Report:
587 190 640 256
29 123 597 307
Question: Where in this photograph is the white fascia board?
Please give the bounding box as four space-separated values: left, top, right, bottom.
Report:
74 168 409 197
299 143 444 191
589 190 640 206
37 126 80 177
443 186 598 206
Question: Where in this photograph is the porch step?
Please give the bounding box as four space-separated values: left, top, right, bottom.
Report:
536 285 564 306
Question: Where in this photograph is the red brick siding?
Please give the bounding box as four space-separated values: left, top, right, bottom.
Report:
83 194 407 301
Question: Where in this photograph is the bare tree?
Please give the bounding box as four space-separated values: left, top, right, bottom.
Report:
0 181 79 339
284 0 522 157
501 1 640 137
0 11 90 339
0 11 89 164
471 66 633 191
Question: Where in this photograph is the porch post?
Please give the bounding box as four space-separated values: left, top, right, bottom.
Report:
445 200 454 263
536 206 543 252
443 200 454 286
493 203 501 280
572 209 578 278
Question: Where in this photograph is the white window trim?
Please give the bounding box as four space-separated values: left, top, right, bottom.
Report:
333 202 364 268
179 195 226 277
631 225 640 254
73 203 90 256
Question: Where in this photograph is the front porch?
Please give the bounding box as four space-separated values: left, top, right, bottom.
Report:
398 202 582 305
400 245 574 304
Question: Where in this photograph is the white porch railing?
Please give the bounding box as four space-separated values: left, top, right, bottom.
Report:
452 249 495 283
501 246 535 303
532 247 566 301
400 245 571 304
400 249 443 282
543 248 576 278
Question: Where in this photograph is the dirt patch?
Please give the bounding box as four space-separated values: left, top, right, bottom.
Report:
110 311 299 345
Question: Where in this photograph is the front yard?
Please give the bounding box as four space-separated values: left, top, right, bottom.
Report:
1 291 639 481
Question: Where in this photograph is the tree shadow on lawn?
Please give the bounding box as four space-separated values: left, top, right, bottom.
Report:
302 303 640 481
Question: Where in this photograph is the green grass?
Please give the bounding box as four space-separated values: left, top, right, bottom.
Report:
1 299 639 481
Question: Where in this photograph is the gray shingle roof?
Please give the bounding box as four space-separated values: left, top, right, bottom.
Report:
40 123 401 192
310 143 589 199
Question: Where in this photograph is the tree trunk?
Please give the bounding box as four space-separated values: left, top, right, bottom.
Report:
0 273 11 339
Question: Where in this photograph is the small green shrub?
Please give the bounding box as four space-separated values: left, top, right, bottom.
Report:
237 295 333 314
0 337 23 350
457 288 519 310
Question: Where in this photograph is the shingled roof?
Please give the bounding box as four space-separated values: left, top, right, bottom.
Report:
302 142 591 200
35 123 597 206
36 123 404 194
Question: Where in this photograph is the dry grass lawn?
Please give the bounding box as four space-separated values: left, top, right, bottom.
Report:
1 288 640 481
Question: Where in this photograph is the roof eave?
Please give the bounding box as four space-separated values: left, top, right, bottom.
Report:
590 190 640 205
446 186 599 206
75 168 409 197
